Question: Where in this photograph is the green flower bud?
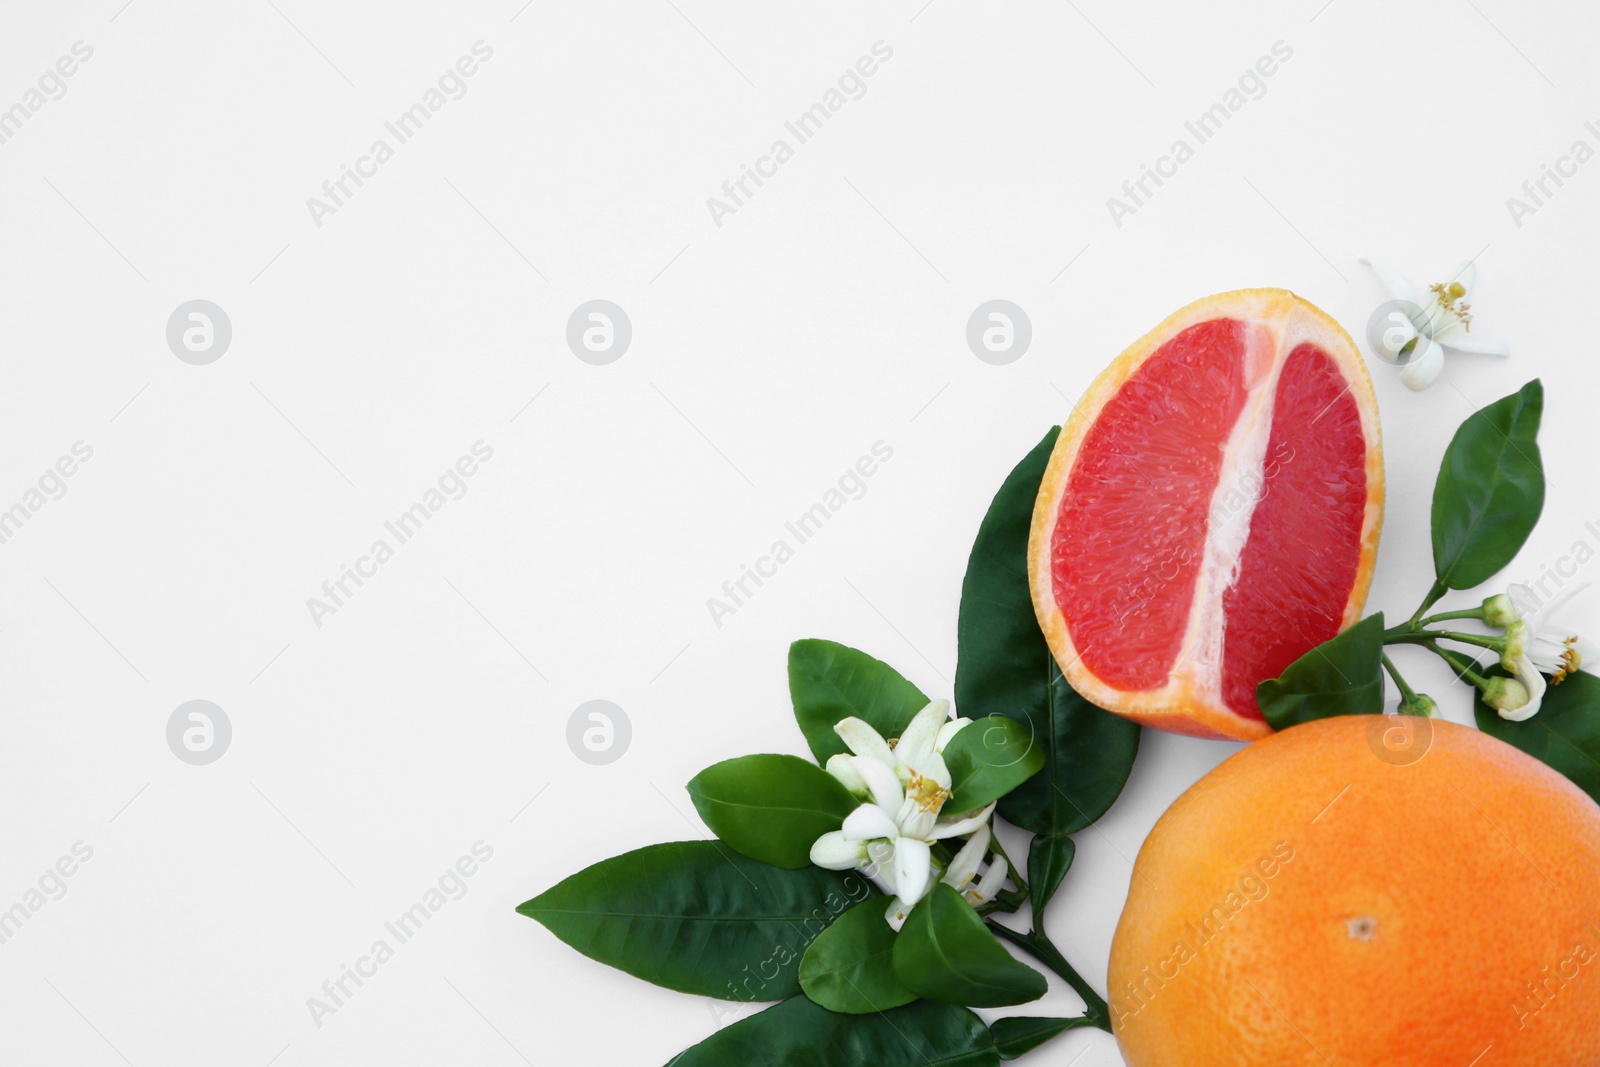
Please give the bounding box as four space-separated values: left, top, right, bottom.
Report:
1482 593 1521 629
1500 620 1529 670
1398 692 1437 717
1483 676 1531 714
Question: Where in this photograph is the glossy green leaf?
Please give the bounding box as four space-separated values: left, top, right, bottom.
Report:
989 1016 1095 1059
955 427 1142 835
790 639 930 765
518 841 875 1000
941 716 1046 813
1257 613 1386 730
798 899 916 1014
1433 379 1545 590
892 884 1048 1008
1025 834 1075 922
664 996 998 1067
1476 669 1600 804
687 754 857 869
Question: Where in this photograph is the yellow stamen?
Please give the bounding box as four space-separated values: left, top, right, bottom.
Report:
906 771 950 814
1429 282 1474 332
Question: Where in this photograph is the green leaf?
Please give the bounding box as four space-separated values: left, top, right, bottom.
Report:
955 427 1142 836
892 884 1048 1008
518 841 874 1000
790 639 930 765
1433 379 1545 590
798 899 916 1014
1475 669 1600 804
989 1016 1094 1059
1025 834 1075 922
941 716 1046 813
1257 613 1386 730
664 996 998 1067
687 754 858 869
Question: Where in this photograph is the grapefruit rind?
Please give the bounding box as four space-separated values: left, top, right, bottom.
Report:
1028 289 1383 741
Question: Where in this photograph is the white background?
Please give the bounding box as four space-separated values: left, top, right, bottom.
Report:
2 1 1597 1064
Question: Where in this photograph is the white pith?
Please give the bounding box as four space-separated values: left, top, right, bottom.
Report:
1163 301 1366 709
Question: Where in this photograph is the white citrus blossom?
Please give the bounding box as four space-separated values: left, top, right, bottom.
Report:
1361 258 1510 390
1479 586 1597 720
1494 618 1546 722
807 699 1008 928
1509 583 1598 685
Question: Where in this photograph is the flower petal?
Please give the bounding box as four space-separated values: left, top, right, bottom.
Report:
825 753 869 797
1361 257 1419 305
885 897 913 931
894 837 932 905
941 823 992 892
933 801 997 839
1433 318 1511 356
835 717 896 768
935 717 972 753
1398 341 1445 391
842 803 901 842
896 699 951 772
865 839 898 894
971 856 1009 903
920 750 952 792
810 831 867 870
850 756 905 813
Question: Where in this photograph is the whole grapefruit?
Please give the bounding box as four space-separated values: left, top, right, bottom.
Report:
1109 715 1600 1066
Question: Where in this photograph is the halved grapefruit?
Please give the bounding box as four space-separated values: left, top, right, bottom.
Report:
1029 290 1383 741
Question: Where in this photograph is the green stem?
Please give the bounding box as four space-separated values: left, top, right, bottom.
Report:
1409 579 1449 627
986 920 1112 1032
1426 641 1491 689
1428 630 1504 652
1381 653 1418 705
1419 607 1486 626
